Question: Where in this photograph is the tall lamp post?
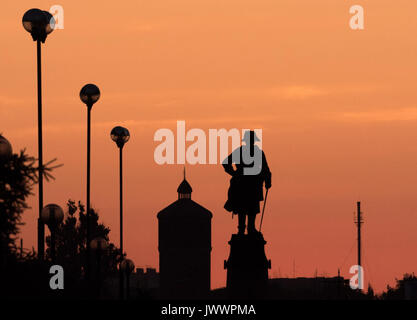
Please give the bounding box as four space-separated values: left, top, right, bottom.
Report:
91 237 108 298
41 204 64 263
120 259 135 300
110 126 130 299
22 8 56 260
0 135 12 269
0 135 13 160
80 84 100 280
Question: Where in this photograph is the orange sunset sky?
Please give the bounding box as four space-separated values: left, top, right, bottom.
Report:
1 0 417 293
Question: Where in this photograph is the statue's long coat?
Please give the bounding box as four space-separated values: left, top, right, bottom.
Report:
223 145 271 215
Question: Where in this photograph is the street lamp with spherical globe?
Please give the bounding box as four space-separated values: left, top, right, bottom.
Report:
79 83 101 282
90 237 108 298
0 135 13 161
120 259 135 299
80 84 100 108
90 237 108 251
22 9 55 43
110 126 130 299
22 8 56 260
111 126 130 148
41 204 64 263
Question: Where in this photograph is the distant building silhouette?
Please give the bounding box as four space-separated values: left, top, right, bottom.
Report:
266 276 349 300
210 275 355 300
103 267 160 299
157 174 212 299
404 278 417 300
133 267 160 291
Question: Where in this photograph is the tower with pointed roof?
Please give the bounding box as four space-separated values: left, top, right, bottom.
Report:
157 171 212 299
177 167 192 199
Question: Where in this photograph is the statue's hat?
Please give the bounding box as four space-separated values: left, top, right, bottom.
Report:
242 130 260 143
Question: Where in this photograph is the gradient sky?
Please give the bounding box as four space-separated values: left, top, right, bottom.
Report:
2 0 417 293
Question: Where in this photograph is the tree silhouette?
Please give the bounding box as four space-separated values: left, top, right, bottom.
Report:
0 148 60 298
366 283 375 299
0 150 37 266
380 273 417 300
45 199 120 297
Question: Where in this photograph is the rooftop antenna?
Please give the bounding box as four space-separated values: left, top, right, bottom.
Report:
293 259 296 278
354 201 364 290
337 268 341 298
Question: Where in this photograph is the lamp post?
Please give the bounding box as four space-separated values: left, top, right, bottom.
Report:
120 259 135 300
0 135 12 161
110 126 130 299
91 237 108 298
0 135 12 269
41 204 64 263
22 8 55 260
80 84 100 281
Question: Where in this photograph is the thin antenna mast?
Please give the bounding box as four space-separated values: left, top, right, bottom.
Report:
355 201 364 290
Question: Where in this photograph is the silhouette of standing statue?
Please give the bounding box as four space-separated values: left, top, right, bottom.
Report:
222 130 271 235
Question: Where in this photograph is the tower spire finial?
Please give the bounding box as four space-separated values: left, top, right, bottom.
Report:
177 167 192 199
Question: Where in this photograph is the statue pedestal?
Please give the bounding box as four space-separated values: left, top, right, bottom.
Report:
224 232 271 299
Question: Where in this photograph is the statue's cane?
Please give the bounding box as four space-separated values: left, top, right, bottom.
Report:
259 188 269 232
